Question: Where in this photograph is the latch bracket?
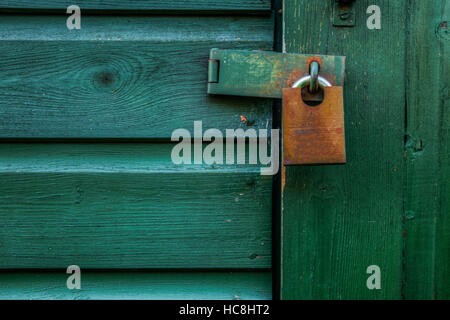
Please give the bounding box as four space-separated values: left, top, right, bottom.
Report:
333 0 356 27
207 49 345 99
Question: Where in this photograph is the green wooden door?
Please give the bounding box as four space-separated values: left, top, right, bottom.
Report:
281 0 449 300
0 1 273 299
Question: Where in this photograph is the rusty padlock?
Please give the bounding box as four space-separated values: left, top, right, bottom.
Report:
283 68 346 165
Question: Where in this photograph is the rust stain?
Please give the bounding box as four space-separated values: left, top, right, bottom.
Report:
286 68 308 88
240 115 247 124
306 57 323 68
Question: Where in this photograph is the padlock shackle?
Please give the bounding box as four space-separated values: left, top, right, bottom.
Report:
292 75 332 89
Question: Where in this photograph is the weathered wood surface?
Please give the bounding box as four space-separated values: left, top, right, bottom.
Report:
404 0 449 299
0 15 273 138
0 272 272 300
281 0 406 299
0 143 272 268
0 0 271 12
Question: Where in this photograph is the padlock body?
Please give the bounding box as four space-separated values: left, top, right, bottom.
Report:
283 86 346 165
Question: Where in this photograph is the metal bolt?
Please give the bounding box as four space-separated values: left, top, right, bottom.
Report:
339 12 351 20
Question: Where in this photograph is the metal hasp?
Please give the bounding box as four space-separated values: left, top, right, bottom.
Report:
333 0 356 27
207 49 346 99
207 48 347 166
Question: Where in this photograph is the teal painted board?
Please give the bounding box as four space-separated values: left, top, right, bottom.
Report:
0 272 272 300
405 0 450 300
0 144 272 269
0 15 273 138
0 0 271 11
281 0 405 299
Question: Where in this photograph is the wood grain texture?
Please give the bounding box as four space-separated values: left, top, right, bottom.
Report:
281 0 405 299
0 15 273 138
0 143 272 269
0 0 271 12
0 271 272 300
405 0 450 299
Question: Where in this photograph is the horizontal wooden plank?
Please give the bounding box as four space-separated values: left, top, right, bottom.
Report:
0 15 273 138
0 143 272 269
0 0 271 12
0 271 272 300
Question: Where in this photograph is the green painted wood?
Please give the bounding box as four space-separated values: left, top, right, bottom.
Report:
207 49 345 98
0 0 271 12
0 143 272 269
0 15 273 138
436 14 450 297
281 0 405 299
404 0 450 300
0 272 272 300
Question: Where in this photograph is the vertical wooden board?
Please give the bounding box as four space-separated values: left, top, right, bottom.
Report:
281 0 405 299
436 45 450 299
405 0 450 300
434 0 449 300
